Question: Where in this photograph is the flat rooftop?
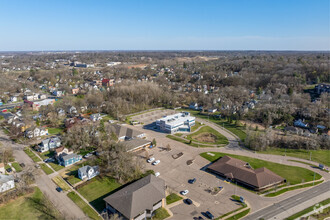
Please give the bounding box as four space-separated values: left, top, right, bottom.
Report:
156 112 195 126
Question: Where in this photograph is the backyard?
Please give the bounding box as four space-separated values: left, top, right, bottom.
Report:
76 176 121 212
201 152 322 185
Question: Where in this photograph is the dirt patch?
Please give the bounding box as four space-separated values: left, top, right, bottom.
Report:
193 132 217 143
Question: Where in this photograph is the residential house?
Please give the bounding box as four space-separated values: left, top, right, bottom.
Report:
10 96 18 102
68 106 78 115
58 153 82 167
40 128 48 136
38 94 47 99
52 90 63 97
54 146 73 159
104 175 166 220
78 165 99 180
102 78 114 87
189 102 198 110
36 137 61 152
294 119 308 129
90 113 101 121
208 108 217 113
207 156 285 191
33 127 40 137
72 88 80 94
0 174 15 193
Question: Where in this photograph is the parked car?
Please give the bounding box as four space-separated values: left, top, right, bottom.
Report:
204 211 214 219
147 157 155 163
44 158 55 163
56 187 63 192
6 168 12 173
188 178 196 184
155 172 160 177
185 198 193 205
194 217 204 220
152 160 160 165
181 190 189 195
19 163 25 168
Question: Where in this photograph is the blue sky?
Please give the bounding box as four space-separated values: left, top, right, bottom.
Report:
0 0 329 51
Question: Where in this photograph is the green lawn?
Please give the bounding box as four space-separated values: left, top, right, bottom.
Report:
286 198 330 220
52 176 71 191
226 209 250 220
11 162 22 172
24 147 41 162
77 177 121 212
186 126 229 145
0 187 62 219
39 151 55 160
49 162 63 171
201 152 322 185
259 148 330 167
152 207 170 220
167 135 218 148
48 127 64 135
67 191 101 220
184 109 246 140
191 121 203 132
166 193 183 205
265 180 323 197
40 163 54 175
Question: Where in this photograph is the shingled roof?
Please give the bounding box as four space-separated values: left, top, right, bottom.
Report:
207 156 285 190
109 124 144 139
104 175 165 219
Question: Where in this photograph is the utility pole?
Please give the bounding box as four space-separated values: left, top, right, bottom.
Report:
313 172 315 185
310 152 312 161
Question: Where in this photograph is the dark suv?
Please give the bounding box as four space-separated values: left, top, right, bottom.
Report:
188 178 196 184
205 211 214 219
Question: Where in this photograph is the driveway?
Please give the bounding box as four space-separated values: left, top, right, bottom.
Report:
0 130 87 219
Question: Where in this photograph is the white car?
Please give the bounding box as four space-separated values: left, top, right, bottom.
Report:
155 172 160 177
152 160 160 165
147 157 155 163
181 190 189 195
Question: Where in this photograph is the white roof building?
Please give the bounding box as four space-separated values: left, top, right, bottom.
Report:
156 112 195 134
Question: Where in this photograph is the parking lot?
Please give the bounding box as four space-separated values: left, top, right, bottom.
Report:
130 109 176 125
143 144 241 219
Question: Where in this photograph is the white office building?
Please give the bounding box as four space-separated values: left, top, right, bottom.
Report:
156 112 195 133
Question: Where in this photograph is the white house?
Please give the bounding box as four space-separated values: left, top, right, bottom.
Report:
78 165 99 180
37 137 61 152
10 96 18 102
90 113 101 121
0 174 15 193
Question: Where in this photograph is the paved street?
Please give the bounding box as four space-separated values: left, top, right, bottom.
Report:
243 181 330 220
0 131 87 219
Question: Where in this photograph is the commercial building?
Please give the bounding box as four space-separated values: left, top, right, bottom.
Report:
207 156 285 191
156 112 195 133
104 175 166 220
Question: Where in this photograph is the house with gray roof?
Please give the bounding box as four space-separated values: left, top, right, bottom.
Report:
0 174 15 193
36 137 61 152
78 165 99 180
104 174 166 220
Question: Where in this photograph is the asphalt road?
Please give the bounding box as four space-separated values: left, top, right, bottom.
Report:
0 131 88 219
243 181 330 220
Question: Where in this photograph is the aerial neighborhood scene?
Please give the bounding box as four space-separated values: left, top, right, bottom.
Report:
0 1 329 220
